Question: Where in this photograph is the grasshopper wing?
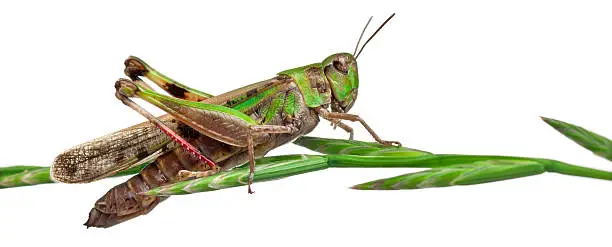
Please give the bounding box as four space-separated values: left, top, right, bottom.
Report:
51 117 177 183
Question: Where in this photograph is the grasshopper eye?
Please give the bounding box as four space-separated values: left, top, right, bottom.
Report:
333 59 348 75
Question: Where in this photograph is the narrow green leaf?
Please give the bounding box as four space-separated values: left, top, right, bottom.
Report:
352 159 547 190
0 166 47 178
326 153 544 169
143 155 328 196
542 159 612 181
0 163 149 189
542 116 612 161
0 167 52 189
294 136 431 157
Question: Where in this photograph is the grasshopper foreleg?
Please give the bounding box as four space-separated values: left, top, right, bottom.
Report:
114 79 218 170
330 120 354 140
317 108 401 147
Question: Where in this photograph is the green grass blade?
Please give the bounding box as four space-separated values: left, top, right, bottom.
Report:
5 136 612 192
327 154 541 168
542 117 612 161
0 163 150 189
542 159 612 180
352 157 612 190
143 155 328 196
0 166 47 178
294 136 431 156
351 159 547 190
297 136 612 186
0 167 52 189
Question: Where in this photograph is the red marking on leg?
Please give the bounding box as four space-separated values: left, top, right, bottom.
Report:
154 123 216 169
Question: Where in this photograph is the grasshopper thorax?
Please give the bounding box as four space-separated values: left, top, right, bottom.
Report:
322 53 359 113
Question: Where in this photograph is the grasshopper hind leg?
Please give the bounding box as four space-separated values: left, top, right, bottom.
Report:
124 56 212 101
114 78 218 170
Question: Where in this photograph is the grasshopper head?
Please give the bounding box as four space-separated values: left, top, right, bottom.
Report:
321 14 395 112
322 53 359 113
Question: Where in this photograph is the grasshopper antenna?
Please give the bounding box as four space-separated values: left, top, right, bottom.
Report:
355 13 396 59
353 16 373 56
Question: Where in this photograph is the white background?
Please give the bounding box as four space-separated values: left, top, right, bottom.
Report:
1 1 612 246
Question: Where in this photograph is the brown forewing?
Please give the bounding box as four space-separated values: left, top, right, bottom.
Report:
51 116 178 183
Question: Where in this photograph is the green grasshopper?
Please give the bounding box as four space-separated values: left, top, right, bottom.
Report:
50 14 399 228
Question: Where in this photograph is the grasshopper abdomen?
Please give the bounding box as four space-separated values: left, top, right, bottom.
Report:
85 130 242 227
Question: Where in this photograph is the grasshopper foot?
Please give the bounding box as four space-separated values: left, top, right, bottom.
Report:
380 140 402 147
247 171 255 194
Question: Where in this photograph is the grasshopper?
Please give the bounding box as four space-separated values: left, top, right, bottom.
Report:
50 14 399 228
